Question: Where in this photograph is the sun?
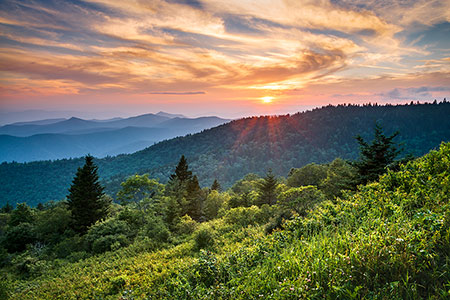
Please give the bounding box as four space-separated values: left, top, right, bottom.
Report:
261 96 274 103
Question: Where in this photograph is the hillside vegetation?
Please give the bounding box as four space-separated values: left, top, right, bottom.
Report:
1 141 449 299
1 101 450 207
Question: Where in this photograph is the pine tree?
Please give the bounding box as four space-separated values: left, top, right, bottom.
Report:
67 155 109 233
0 202 13 213
210 179 221 191
258 169 278 205
166 155 194 218
186 175 203 221
169 155 192 183
353 123 402 185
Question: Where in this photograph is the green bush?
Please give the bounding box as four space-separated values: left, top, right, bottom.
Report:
3 223 36 253
203 190 228 220
287 163 328 187
85 218 131 253
35 205 72 245
278 185 326 216
0 276 10 299
175 215 198 235
193 225 216 250
192 250 219 287
223 205 269 227
52 235 84 258
140 215 170 244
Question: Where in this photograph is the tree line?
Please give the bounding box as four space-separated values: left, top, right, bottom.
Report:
0 124 406 272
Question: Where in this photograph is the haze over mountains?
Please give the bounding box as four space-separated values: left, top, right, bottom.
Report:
0 112 230 162
1 101 449 207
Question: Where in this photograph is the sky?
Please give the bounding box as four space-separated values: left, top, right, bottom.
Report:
0 0 449 119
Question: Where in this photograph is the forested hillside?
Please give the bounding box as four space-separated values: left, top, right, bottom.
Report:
1 101 449 206
1 141 449 299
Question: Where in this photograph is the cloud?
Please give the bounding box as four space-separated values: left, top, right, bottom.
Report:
0 0 449 112
380 86 450 100
148 91 205 95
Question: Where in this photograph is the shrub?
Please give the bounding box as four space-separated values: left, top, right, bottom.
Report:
278 186 326 216
193 225 216 250
223 205 267 227
192 250 219 287
85 218 131 253
175 215 198 235
287 163 328 187
203 191 228 220
35 205 72 245
3 223 36 253
140 215 170 244
52 235 84 258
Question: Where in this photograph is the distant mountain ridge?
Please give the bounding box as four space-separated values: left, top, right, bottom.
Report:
155 111 185 118
0 112 230 162
10 118 67 126
1 102 449 206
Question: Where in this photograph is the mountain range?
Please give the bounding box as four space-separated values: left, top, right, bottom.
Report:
0 112 230 162
1 101 449 207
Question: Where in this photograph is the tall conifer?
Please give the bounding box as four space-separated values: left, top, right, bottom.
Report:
169 155 192 183
211 179 221 191
67 155 109 233
353 123 402 185
186 175 203 221
258 169 278 205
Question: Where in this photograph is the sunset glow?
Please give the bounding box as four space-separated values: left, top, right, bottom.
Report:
0 0 449 118
261 96 274 104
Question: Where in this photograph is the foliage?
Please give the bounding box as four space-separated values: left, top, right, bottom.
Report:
34 204 72 245
169 155 192 183
1 141 450 300
320 158 357 198
3 102 450 207
3 223 36 253
258 169 278 205
116 174 164 208
210 179 221 191
278 185 326 216
175 215 198 235
67 155 110 233
353 123 402 185
203 190 227 220
185 175 204 221
223 205 272 227
85 218 131 253
0 202 13 213
139 215 170 244
8 203 34 226
193 224 216 250
287 163 328 187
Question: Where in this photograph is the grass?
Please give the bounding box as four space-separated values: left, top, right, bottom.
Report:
5 143 450 299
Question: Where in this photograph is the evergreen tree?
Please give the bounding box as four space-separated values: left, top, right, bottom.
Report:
353 123 402 185
0 202 13 213
210 179 221 191
67 155 109 233
169 155 192 183
166 155 194 220
258 169 278 205
186 175 203 221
